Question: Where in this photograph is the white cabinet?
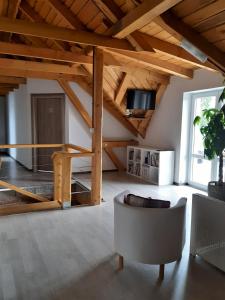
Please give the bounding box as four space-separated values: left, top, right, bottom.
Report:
127 146 174 185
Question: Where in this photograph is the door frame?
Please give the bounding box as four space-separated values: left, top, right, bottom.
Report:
31 93 65 171
187 88 223 190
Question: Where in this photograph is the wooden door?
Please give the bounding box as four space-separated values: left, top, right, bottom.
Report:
32 94 65 171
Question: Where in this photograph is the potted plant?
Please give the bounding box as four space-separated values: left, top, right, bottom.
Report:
194 86 225 200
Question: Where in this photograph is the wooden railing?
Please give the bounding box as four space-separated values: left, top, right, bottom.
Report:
52 145 93 208
0 143 93 215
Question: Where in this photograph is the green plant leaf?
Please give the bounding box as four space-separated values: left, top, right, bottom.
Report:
219 87 225 103
193 116 201 126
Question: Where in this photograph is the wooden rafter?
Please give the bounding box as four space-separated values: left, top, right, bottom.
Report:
0 87 16 94
160 11 225 73
92 0 154 52
0 41 92 64
106 49 193 78
19 0 67 51
58 79 92 128
114 73 130 106
0 83 19 89
46 0 86 30
95 0 217 72
0 17 134 51
0 57 87 76
0 68 85 82
105 0 182 38
1 0 21 42
0 75 26 84
131 32 217 71
0 40 170 80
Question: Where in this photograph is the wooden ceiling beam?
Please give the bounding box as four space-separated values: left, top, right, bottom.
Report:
0 87 16 94
0 83 19 89
0 41 92 64
2 0 21 42
0 75 26 84
0 41 169 82
106 49 193 78
131 32 217 71
0 62 168 85
0 58 87 76
105 0 182 38
0 68 86 82
93 0 154 52
160 11 225 73
19 0 69 51
0 17 134 51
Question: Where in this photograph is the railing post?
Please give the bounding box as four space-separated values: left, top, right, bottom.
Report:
61 156 72 209
53 155 63 205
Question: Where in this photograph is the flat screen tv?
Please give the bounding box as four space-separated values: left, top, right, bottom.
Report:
126 89 156 110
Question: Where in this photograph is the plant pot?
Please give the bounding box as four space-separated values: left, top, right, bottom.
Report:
208 181 225 201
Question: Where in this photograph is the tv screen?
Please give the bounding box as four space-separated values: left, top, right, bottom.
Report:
126 89 156 110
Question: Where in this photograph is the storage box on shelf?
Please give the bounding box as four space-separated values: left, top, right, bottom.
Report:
127 146 174 185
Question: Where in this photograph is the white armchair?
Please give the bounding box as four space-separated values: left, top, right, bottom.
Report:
114 190 187 279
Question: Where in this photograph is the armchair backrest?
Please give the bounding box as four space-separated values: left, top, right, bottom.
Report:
114 190 187 265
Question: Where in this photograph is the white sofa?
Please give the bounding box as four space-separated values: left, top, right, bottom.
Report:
191 193 225 272
114 190 187 279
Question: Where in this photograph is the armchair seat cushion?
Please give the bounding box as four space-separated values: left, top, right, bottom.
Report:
124 193 170 208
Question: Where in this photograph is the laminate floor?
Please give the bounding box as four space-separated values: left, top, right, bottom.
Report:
0 171 225 300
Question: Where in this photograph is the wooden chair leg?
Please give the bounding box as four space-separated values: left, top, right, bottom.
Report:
117 255 124 271
159 264 164 280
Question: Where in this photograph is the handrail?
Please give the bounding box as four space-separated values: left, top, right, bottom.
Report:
0 143 64 149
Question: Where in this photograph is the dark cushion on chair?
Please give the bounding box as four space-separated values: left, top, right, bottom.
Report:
124 194 170 208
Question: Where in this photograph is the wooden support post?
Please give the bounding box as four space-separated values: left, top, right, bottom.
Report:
61 157 72 208
91 47 104 205
53 156 63 205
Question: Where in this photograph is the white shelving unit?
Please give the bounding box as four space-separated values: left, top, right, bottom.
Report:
127 145 174 185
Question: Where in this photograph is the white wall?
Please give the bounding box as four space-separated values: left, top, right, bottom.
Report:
139 69 224 183
7 84 32 169
7 70 223 180
7 79 135 172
